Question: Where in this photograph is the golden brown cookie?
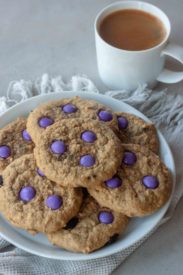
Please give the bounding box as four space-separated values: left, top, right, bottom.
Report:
27 96 118 143
47 195 128 253
0 117 34 173
34 118 122 188
88 144 172 217
0 154 83 234
116 112 159 153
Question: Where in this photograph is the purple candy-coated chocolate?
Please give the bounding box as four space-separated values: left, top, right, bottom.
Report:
37 168 45 177
142 175 159 189
117 116 128 129
105 176 122 188
80 154 95 167
50 140 66 154
81 131 97 143
98 211 114 224
19 186 36 202
98 110 113 122
22 129 32 141
46 195 63 210
38 117 54 128
0 145 11 159
62 103 77 113
122 151 137 165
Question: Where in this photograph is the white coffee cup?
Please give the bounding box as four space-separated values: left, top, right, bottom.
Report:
95 1 183 91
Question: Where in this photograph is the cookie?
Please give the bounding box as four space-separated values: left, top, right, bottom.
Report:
47 195 128 253
0 117 34 174
88 144 172 217
0 154 83 234
116 112 159 153
34 118 122 188
27 96 118 143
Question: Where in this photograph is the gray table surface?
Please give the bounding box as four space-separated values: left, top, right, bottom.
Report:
0 1 183 274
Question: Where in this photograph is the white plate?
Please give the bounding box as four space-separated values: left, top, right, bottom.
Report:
0 91 175 260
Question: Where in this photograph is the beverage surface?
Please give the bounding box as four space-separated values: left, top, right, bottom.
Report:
99 9 166 51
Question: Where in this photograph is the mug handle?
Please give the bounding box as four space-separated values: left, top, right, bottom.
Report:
157 43 183 83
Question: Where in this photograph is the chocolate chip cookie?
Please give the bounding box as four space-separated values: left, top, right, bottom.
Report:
0 117 34 174
47 195 128 253
116 112 159 153
0 154 83 234
27 96 118 143
88 144 172 217
34 118 122 188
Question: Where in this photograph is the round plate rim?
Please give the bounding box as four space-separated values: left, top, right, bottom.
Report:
0 91 176 260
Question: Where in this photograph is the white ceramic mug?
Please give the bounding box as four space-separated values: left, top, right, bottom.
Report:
95 1 183 91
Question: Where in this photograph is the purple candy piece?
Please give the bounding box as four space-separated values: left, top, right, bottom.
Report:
0 145 11 159
22 129 32 141
98 211 114 224
46 195 63 210
142 175 159 189
118 116 128 129
98 110 113 122
38 117 54 128
37 168 45 177
19 186 36 202
80 154 95 167
81 131 97 143
105 176 122 189
62 104 77 113
122 151 137 165
50 140 66 154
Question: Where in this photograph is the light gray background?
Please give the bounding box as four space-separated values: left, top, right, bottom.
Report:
0 1 183 274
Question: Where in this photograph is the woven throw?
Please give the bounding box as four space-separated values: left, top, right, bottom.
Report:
0 74 183 275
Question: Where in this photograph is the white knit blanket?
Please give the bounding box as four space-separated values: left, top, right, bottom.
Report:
0 74 183 275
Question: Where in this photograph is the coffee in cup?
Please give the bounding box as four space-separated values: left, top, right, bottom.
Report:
99 9 166 51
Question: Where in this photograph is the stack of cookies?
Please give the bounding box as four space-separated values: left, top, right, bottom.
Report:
0 96 172 253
